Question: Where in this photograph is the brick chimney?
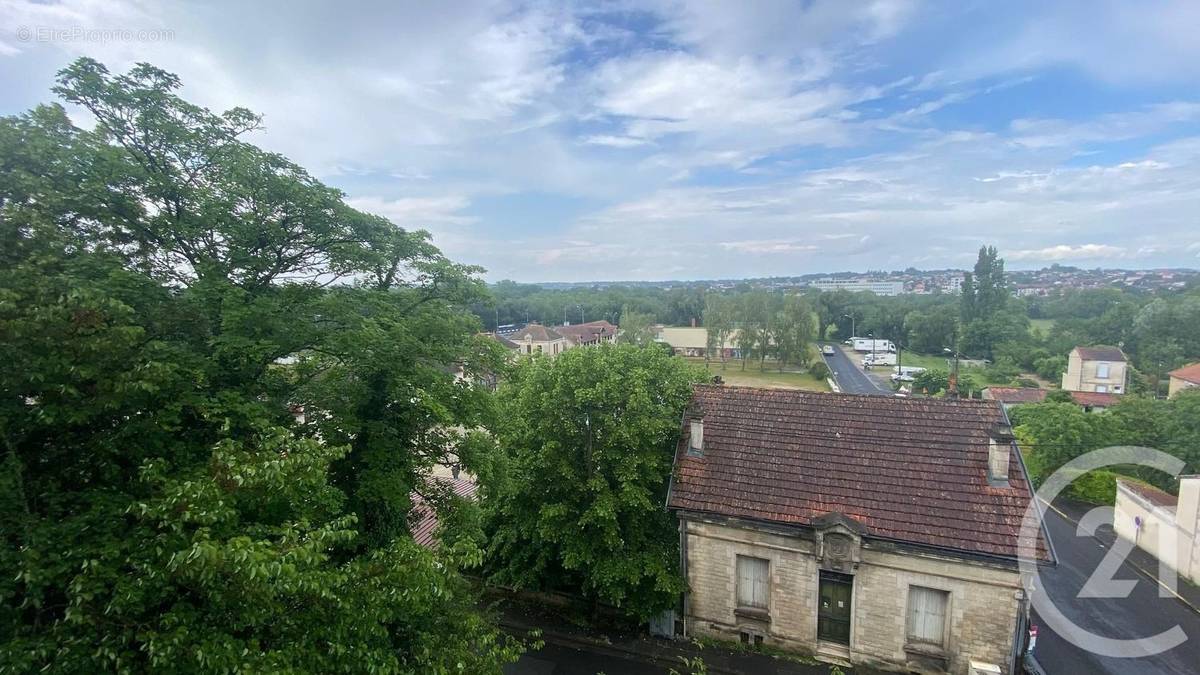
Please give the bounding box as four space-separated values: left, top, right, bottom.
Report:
988 423 1014 487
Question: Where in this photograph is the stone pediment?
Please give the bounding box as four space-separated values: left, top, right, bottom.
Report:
812 512 865 572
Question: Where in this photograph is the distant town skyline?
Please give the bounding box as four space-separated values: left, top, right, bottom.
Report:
3 1 1199 281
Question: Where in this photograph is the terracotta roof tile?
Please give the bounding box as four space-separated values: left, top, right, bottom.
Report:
1074 346 1127 362
509 324 564 342
554 320 616 345
983 387 1047 404
1068 391 1120 408
1117 479 1177 509
668 385 1048 561
1168 362 1200 385
409 476 478 549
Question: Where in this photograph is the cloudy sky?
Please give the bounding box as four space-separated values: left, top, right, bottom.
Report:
2 1 1199 281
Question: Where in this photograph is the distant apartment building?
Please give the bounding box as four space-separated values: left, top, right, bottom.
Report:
1061 346 1128 394
809 278 905 296
941 275 965 294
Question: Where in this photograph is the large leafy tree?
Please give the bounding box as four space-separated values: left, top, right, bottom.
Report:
484 345 704 620
0 59 521 672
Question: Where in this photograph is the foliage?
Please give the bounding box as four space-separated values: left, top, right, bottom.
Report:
484 344 704 620
0 58 522 673
809 361 831 380
617 304 658 346
1066 470 1121 505
1011 393 1200 493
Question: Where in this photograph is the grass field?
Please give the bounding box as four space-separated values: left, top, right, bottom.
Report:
1029 318 1056 334
690 358 830 391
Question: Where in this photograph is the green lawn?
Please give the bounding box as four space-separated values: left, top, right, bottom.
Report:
690 358 830 391
894 352 953 371
1030 318 1056 334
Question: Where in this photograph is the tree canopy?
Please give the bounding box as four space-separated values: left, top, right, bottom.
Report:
483 344 704 620
0 58 521 673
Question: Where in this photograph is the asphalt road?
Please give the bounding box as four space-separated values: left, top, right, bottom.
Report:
504 641 669 675
1031 500 1200 675
820 343 891 396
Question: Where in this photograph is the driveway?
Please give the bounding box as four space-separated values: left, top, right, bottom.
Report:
820 343 890 396
1031 499 1200 674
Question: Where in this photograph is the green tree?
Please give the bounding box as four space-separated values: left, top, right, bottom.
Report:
617 304 658 346
484 345 704 619
703 294 734 368
0 59 522 672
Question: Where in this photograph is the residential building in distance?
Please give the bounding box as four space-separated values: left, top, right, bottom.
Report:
507 323 571 356
808 278 905 296
655 326 740 358
1113 476 1199 588
1061 346 1128 394
1168 363 1200 398
554 319 617 347
669 385 1049 675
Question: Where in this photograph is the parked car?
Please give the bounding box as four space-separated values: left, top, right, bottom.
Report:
822 345 836 355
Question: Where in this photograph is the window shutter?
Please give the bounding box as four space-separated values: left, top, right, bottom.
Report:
736 556 769 609
907 586 948 645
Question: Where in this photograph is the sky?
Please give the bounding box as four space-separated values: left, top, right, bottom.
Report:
2 1 1200 282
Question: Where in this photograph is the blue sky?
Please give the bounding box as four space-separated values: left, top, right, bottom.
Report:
2 1 1200 281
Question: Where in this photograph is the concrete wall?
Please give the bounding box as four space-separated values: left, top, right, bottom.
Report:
683 518 1023 675
1115 479 1200 587
1062 352 1127 393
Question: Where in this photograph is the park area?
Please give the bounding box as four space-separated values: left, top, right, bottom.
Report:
690 358 830 391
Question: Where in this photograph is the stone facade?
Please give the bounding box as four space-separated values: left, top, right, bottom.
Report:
683 516 1025 675
1062 349 1127 394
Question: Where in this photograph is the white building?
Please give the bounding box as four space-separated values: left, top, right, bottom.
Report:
809 279 905 296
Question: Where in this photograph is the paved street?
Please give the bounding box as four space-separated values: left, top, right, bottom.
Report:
505 641 670 674
1032 499 1200 675
820 343 891 396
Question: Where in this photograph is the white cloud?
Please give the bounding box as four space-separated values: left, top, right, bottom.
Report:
1006 244 1127 262
719 239 819 254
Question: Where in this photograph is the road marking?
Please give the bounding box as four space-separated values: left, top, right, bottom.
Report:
1039 498 1200 616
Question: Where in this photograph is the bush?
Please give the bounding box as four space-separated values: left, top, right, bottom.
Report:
1015 378 1040 388
809 362 831 380
1066 470 1120 505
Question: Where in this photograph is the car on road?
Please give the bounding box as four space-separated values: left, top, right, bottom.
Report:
822 345 835 355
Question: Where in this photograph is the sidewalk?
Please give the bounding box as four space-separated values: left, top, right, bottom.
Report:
496 595 887 675
1042 497 1200 616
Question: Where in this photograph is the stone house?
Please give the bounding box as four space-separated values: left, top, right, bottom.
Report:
508 323 571 356
1061 346 1128 394
667 386 1052 675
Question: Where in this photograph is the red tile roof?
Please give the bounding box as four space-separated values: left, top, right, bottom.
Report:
1117 479 1177 509
669 385 1048 562
1074 346 1126 362
1169 362 1200 385
509 324 564 342
983 387 1047 404
409 476 478 549
554 320 616 345
1068 391 1121 408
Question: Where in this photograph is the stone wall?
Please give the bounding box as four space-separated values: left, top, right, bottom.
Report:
683 517 1024 675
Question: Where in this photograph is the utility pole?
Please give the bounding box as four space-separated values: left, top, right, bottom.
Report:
494 306 499 333
579 304 584 324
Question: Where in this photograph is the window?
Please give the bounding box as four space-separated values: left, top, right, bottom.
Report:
906 586 949 647
736 556 769 609
1095 385 1108 393
1096 362 1110 378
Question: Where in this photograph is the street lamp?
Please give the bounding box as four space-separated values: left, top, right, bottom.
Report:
842 314 856 340
943 346 961 398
